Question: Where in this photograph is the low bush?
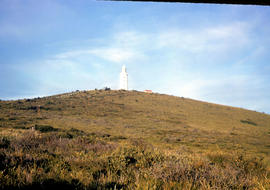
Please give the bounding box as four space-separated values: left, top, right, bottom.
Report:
13 125 28 129
109 135 127 141
58 128 85 139
34 125 58 133
241 119 257 126
0 137 10 149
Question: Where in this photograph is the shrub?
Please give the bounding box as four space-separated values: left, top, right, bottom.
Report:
109 135 127 141
241 119 257 126
103 87 111 91
34 125 58 133
59 128 85 139
13 126 28 129
46 101 54 105
0 137 10 149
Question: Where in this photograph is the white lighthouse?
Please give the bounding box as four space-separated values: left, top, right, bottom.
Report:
119 65 128 90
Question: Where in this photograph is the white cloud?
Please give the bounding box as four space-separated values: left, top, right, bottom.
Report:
52 21 252 69
54 47 144 64
156 21 250 53
89 48 140 63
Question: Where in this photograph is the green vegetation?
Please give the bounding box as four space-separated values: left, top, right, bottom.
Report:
240 119 257 126
34 125 59 133
0 90 270 189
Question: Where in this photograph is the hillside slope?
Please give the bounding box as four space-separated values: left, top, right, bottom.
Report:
1 90 269 155
0 90 270 189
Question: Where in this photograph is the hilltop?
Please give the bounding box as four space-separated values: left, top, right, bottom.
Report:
1 90 269 155
0 90 270 189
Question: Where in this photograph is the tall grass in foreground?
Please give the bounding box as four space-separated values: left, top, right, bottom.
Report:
0 129 269 190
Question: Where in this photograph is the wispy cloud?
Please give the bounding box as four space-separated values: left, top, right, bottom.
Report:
54 47 144 64
51 20 253 67
89 48 141 63
156 21 250 54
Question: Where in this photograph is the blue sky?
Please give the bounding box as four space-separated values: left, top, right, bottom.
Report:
0 0 270 113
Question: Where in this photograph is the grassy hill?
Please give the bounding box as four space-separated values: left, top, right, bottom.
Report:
0 90 270 189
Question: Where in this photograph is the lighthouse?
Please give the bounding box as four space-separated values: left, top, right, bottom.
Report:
119 65 128 90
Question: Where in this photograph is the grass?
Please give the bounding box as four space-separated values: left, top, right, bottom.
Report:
0 89 270 189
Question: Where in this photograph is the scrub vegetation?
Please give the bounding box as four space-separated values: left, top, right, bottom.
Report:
0 90 270 189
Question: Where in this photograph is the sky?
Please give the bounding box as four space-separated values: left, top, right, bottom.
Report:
0 0 270 113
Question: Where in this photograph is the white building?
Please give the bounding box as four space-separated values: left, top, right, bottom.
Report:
119 65 128 90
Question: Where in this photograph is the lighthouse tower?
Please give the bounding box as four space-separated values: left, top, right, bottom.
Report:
119 65 128 90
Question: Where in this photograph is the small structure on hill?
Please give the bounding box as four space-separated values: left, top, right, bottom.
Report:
119 65 128 90
144 90 152 93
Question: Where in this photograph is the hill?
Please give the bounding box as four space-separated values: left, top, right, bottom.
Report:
0 90 270 189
